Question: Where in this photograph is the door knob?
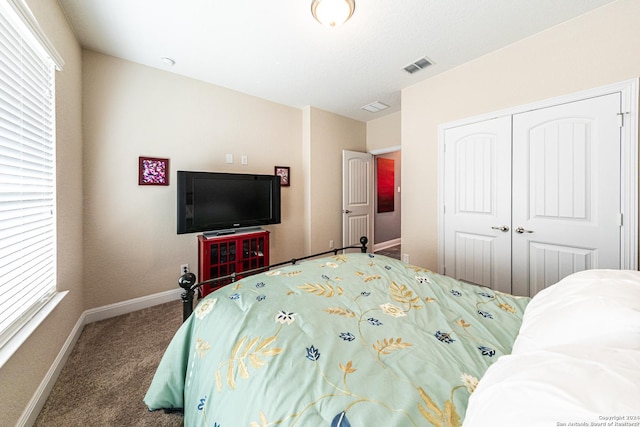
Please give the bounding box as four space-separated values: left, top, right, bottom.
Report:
515 227 533 234
343 209 352 214
491 225 509 232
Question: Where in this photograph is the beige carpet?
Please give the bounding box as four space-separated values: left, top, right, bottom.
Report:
35 301 185 426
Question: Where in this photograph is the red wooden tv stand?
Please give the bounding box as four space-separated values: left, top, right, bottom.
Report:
197 229 270 297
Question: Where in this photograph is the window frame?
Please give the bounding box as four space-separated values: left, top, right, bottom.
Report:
0 0 65 369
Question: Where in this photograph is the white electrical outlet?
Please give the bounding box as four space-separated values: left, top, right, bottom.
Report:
402 254 410 263
329 240 334 249
180 264 189 275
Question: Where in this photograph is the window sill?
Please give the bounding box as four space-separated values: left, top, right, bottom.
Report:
0 291 68 370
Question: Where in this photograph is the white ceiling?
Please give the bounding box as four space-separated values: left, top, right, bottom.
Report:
57 0 616 122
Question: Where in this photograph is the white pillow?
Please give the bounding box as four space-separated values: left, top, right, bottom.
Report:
512 269 640 353
463 346 640 427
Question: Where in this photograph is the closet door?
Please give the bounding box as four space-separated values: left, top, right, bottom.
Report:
442 116 512 293
511 93 622 296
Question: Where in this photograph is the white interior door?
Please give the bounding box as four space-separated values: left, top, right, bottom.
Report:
342 150 373 250
443 116 512 293
511 93 622 296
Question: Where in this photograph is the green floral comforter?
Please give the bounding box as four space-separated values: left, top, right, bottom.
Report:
145 253 529 426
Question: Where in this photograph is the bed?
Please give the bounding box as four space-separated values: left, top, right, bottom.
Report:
144 248 531 426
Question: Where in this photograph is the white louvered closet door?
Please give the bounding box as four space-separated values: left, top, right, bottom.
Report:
511 93 622 296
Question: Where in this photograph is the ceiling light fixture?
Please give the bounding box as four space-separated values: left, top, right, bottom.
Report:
311 0 355 28
161 57 176 66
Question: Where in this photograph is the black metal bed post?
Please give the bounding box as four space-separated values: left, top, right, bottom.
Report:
179 272 197 322
359 236 368 253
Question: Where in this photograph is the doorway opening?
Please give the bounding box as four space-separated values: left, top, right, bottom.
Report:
372 148 401 259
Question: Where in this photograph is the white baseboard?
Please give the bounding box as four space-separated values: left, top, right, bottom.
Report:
17 312 85 427
373 238 401 252
84 288 183 324
17 288 183 427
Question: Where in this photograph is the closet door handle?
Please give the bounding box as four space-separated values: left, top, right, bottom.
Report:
491 225 509 232
515 227 534 234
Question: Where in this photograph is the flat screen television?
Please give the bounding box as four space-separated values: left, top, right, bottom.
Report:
177 171 281 235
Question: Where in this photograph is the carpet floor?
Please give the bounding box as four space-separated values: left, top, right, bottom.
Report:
35 301 185 426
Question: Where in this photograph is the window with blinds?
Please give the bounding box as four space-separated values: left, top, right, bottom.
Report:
0 0 57 350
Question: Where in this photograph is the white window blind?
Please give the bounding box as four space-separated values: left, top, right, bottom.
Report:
0 0 57 349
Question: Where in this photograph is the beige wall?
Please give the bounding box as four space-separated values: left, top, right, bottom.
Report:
305 107 366 254
402 0 640 269
366 111 401 152
82 51 307 308
0 0 84 425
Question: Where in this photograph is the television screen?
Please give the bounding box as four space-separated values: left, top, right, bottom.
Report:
177 171 281 234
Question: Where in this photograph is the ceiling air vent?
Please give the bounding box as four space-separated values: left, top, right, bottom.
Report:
403 56 433 74
361 101 390 113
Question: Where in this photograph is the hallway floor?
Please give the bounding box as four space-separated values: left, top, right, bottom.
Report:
375 245 401 260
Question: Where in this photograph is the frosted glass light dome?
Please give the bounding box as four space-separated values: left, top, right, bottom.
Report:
311 0 355 28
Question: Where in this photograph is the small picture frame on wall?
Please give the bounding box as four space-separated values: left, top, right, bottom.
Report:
139 156 169 186
275 166 290 187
